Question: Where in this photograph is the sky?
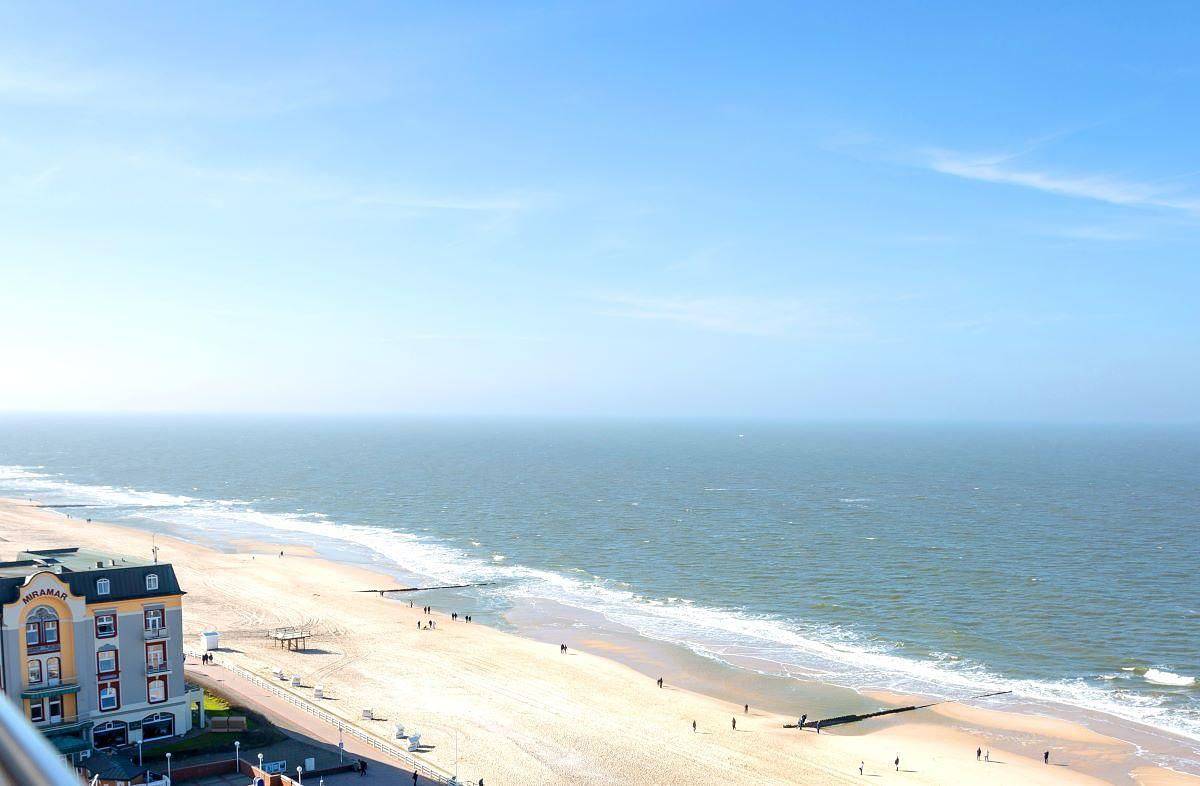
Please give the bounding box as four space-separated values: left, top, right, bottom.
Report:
1 1 1198 421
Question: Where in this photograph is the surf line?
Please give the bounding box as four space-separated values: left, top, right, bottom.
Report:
790 690 1013 731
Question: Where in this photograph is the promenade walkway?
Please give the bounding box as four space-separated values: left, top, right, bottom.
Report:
185 656 444 785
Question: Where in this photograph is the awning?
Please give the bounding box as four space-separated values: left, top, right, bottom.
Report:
21 683 81 699
49 734 90 755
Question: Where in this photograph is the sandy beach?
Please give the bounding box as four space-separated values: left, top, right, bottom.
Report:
1 498 1194 786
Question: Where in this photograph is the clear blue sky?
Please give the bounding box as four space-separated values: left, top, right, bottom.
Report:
1 2 1197 420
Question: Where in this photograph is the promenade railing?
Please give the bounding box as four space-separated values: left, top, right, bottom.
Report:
187 651 471 786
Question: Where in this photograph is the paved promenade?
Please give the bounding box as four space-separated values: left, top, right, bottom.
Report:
185 656 439 785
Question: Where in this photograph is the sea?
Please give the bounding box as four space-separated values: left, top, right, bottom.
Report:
0 415 1196 769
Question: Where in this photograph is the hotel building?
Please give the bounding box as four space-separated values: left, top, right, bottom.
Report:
0 547 197 759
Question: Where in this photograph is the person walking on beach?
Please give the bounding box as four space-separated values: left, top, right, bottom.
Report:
815 720 822 734
1044 750 1050 764
858 761 864 775
744 703 749 714
657 677 663 688
692 720 697 733
894 755 900 772
985 749 990 762
731 717 736 730
800 713 807 729
976 747 981 761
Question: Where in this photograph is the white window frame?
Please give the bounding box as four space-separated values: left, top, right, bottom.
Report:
147 677 167 704
99 683 119 712
96 578 111 596
146 573 159 591
144 608 164 631
95 613 116 638
97 649 118 675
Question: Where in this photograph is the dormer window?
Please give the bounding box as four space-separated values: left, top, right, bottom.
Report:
146 574 159 591
96 578 111 596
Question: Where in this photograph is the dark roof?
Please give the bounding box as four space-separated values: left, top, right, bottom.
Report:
82 749 147 780
0 563 184 605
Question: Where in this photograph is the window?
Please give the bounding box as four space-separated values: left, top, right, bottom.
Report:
98 681 120 712
146 573 159 591
47 696 62 720
144 608 164 631
97 649 119 676
46 657 61 682
29 700 44 724
95 613 117 638
147 676 167 704
93 720 127 748
96 578 110 595
27 659 42 685
141 712 174 741
146 642 166 670
24 610 60 653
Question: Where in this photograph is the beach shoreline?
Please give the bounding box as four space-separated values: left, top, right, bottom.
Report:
1 498 1195 785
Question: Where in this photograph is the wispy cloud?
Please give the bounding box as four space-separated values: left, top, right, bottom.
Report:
596 294 864 338
1049 225 1144 242
925 149 1200 215
0 143 536 216
0 56 385 117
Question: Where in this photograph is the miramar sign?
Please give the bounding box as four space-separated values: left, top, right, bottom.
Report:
22 588 69 605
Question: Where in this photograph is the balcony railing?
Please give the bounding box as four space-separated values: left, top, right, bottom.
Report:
146 662 172 675
20 679 81 699
32 713 90 733
0 694 87 784
144 626 168 641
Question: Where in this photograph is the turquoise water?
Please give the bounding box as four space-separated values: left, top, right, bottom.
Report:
1 415 1196 758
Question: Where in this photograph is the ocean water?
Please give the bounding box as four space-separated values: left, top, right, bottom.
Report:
0 415 1197 761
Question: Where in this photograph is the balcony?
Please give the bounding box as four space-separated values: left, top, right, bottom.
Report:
21 679 80 700
146 662 172 676
32 713 91 735
143 627 168 641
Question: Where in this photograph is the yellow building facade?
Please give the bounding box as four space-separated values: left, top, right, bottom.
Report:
0 547 198 760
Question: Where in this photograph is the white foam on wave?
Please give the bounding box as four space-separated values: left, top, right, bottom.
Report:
2 464 1199 747
1145 669 1197 687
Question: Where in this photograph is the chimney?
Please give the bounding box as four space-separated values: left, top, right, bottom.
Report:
96 561 104 568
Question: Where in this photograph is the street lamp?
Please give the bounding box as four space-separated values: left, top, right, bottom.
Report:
136 739 142 766
234 740 241 771
165 752 172 780
257 752 264 771
296 765 304 784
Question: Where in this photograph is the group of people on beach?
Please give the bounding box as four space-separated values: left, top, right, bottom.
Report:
199 652 215 665
976 746 1053 765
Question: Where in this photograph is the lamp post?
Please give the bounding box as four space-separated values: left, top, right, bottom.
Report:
296 765 304 784
234 740 240 772
165 752 172 781
257 753 264 774
136 739 142 766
